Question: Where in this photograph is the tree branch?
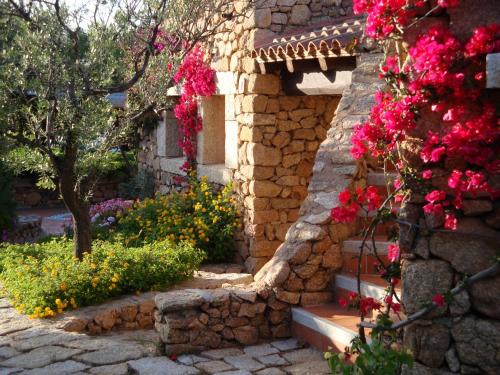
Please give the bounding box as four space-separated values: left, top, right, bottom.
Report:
359 262 500 331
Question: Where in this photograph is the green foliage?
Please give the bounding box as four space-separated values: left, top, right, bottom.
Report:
0 237 205 317
325 338 413 375
0 160 16 232
115 176 240 263
118 169 155 200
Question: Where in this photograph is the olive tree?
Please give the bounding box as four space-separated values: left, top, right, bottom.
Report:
0 0 249 258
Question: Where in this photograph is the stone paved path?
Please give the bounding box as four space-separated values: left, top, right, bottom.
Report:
0 298 330 375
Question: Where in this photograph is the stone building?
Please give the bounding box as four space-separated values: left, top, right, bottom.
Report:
138 0 361 273
140 2 500 374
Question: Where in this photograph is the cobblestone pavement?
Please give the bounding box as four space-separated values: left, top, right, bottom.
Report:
0 298 330 375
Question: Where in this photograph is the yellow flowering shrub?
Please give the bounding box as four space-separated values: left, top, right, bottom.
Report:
115 175 240 263
0 238 204 317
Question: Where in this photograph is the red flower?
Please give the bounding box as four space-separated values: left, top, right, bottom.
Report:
432 294 446 307
422 170 433 179
339 298 348 308
444 213 458 230
388 244 400 262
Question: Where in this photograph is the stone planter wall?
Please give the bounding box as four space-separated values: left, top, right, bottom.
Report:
154 286 292 355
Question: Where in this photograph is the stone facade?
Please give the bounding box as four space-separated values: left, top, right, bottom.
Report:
253 53 383 304
137 1 358 271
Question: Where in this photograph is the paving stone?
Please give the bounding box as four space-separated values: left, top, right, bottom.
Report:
63 338 118 351
10 328 52 341
0 322 31 337
242 344 279 357
256 354 288 366
195 360 233 373
0 347 21 360
283 360 331 375
128 357 199 375
224 355 265 372
12 332 79 351
255 368 286 375
0 346 83 369
270 338 300 352
281 348 323 364
74 344 147 365
0 368 23 375
88 363 129 375
177 354 209 366
213 371 251 375
19 360 89 375
201 348 244 360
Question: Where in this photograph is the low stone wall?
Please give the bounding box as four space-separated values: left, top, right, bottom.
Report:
154 286 291 355
13 176 123 208
60 270 253 336
61 292 157 334
3 215 42 243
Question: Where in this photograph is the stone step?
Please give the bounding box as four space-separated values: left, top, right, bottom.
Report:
291 304 361 353
334 273 400 302
342 236 390 255
173 271 253 290
366 171 398 187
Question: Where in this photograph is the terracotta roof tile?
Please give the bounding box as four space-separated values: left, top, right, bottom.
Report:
251 16 364 63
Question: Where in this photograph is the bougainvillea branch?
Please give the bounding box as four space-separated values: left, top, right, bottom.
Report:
173 45 216 172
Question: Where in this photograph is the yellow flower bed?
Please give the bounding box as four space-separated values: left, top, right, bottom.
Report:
0 238 204 317
116 176 240 263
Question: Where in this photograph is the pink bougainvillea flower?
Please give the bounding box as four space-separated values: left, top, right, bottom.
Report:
437 0 459 8
338 190 352 205
444 213 458 230
425 190 447 203
432 294 446 307
422 170 433 179
388 244 400 262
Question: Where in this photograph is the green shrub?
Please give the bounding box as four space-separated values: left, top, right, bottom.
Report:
118 169 155 200
0 238 205 318
115 175 240 263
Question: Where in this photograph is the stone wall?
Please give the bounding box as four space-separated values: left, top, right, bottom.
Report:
154 287 291 355
3 215 43 244
13 176 124 208
234 88 341 272
207 0 354 72
398 2 500 375
252 53 383 304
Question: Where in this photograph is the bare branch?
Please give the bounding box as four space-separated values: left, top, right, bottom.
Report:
359 262 500 331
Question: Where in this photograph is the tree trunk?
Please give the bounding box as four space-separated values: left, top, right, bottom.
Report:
72 205 92 260
58 168 92 260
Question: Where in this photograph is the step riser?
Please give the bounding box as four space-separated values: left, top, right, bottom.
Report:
292 308 357 353
342 253 389 275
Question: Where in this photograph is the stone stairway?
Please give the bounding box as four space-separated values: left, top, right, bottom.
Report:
291 170 400 353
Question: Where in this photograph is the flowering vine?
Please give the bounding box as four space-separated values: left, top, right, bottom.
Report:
326 0 499 373
173 46 216 172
